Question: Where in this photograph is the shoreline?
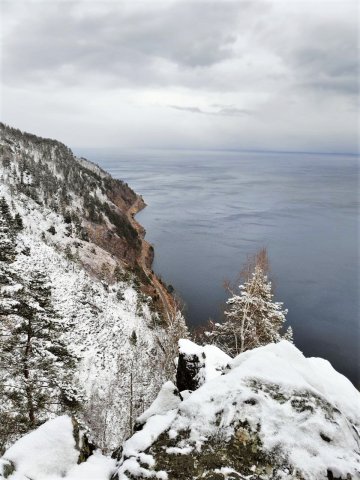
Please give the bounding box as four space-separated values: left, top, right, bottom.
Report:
127 195 177 322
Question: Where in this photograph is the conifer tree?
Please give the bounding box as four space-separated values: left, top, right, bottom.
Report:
206 249 292 356
0 203 79 451
0 197 13 227
1 270 79 434
0 204 16 263
13 213 24 232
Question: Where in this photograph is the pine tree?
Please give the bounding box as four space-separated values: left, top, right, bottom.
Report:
0 218 16 264
13 213 24 232
206 250 292 356
1 270 79 432
0 197 13 227
0 205 26 450
0 206 79 451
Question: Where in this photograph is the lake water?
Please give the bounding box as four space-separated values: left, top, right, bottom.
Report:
76 148 359 386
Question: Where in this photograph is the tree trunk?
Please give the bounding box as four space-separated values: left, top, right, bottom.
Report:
129 368 133 435
23 320 35 427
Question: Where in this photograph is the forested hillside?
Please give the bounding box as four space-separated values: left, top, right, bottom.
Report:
0 123 143 272
0 123 186 452
114 340 360 480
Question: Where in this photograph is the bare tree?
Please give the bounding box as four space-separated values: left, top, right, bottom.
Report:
157 306 188 381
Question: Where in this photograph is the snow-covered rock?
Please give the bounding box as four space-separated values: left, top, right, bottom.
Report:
3 341 359 480
136 382 181 427
176 339 231 392
114 340 360 480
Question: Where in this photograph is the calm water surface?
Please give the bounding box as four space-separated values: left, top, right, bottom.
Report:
76 149 359 385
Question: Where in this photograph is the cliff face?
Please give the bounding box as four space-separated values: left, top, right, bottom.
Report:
0 123 186 451
0 123 176 319
0 123 142 274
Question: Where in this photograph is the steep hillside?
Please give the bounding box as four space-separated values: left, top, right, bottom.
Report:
0 123 186 452
0 124 138 264
0 123 175 315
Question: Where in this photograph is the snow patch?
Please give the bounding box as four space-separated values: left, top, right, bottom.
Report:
136 381 181 425
2 416 78 479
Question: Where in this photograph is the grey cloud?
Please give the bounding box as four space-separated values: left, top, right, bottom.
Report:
2 0 250 87
273 15 359 97
1 0 358 153
170 105 205 114
297 77 359 96
214 106 253 116
169 104 253 116
3 0 357 99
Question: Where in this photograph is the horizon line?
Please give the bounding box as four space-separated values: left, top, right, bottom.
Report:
73 146 360 158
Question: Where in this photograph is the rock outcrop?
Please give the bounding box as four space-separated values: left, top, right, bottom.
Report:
114 340 360 480
176 339 231 392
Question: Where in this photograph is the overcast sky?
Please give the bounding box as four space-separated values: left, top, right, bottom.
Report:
1 0 358 152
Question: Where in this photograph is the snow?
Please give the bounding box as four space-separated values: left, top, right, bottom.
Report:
178 338 204 357
173 341 360 478
0 170 178 450
123 411 177 459
231 340 360 423
115 383 182 479
307 356 360 423
116 340 360 479
5 227 167 448
165 446 193 455
214 467 244 478
2 416 78 479
0 416 115 480
116 404 177 479
63 452 116 480
136 381 181 425
74 156 108 179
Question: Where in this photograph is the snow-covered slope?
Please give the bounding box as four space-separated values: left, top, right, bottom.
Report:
115 340 360 480
0 123 186 451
